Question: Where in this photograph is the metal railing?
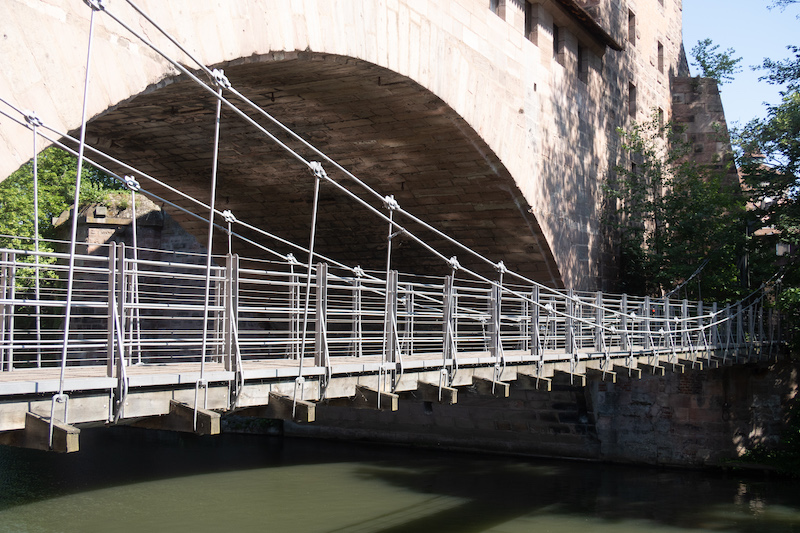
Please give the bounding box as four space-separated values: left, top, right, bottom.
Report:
0 241 779 378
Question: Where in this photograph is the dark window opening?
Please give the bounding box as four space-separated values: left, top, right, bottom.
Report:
524 1 534 42
657 41 664 73
628 82 637 117
628 10 636 46
578 45 588 83
553 24 563 65
490 0 504 19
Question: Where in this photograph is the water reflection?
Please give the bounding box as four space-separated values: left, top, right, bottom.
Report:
0 427 798 532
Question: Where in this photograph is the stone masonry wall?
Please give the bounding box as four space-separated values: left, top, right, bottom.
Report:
285 358 799 467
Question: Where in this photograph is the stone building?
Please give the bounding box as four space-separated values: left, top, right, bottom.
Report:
0 0 731 291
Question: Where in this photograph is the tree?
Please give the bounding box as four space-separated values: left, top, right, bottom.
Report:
737 43 800 348
690 38 742 87
770 0 799 11
0 146 121 252
607 114 746 301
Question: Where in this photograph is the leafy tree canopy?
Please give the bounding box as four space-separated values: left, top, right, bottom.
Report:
0 146 122 251
690 38 742 87
607 115 746 301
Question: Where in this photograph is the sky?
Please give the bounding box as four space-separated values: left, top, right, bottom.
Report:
682 0 798 127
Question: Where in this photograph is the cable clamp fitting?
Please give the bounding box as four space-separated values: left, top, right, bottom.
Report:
287 253 300 265
495 261 507 274
123 175 140 192
353 265 365 278
24 111 43 128
212 68 231 89
447 256 460 271
83 0 106 10
544 303 554 314
222 209 237 224
629 311 637 319
383 195 399 211
389 229 405 240
309 161 328 180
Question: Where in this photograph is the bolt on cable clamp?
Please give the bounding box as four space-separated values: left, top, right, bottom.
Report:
211 68 231 89
24 111 43 128
383 195 400 211
287 253 300 265
222 209 237 224
447 256 461 271
495 261 507 274
545 303 554 314
84 0 106 11
309 161 328 180
353 265 365 277
123 175 140 192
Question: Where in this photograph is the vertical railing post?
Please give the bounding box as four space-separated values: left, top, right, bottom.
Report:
116 243 126 374
620 294 629 352
106 243 117 378
0 252 5 371
519 296 529 351
350 272 363 358
643 295 652 351
594 292 603 353
403 283 415 356
443 275 455 360
489 283 501 359
566 289 575 354
681 299 689 350
384 270 398 363
315 262 328 367
224 253 239 372
696 301 704 347
530 286 540 357
212 267 224 361
2 252 16 371
289 263 300 359
663 296 672 359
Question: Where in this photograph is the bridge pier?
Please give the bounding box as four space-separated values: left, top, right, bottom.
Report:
472 376 510 398
235 392 316 424
352 385 398 411
0 412 80 453
415 381 458 405
132 400 220 436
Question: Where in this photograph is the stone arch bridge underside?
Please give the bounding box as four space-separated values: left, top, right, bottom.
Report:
81 54 560 281
0 0 609 287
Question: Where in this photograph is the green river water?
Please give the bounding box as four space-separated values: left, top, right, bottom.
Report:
0 428 798 532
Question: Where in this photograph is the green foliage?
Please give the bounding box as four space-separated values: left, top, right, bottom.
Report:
0 146 123 252
0 147 123 291
759 46 800 92
737 35 800 353
607 114 747 300
770 0 799 12
690 38 742 86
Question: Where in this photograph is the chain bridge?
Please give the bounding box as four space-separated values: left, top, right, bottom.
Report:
0 0 780 452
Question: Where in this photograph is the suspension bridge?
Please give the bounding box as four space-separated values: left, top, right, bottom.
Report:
0 0 780 452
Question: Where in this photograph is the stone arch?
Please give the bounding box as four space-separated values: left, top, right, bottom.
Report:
79 51 561 282
4 0 665 288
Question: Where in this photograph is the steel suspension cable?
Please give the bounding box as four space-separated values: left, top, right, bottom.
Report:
196 75 227 429
51 0 104 449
